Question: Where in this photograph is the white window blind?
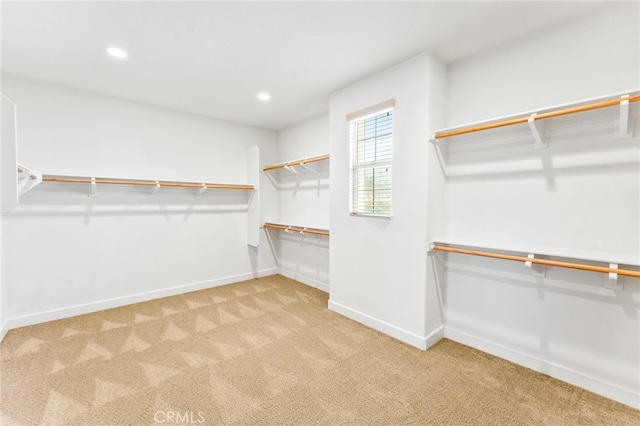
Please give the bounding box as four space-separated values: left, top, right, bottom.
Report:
348 102 394 217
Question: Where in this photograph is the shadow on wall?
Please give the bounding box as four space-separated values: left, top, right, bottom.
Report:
440 252 639 319
5 183 253 220
433 104 640 185
264 160 329 195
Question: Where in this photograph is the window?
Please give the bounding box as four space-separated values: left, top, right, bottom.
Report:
348 100 394 217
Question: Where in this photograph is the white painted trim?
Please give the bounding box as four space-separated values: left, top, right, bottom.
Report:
0 319 9 342
424 325 445 350
279 267 329 293
4 267 278 332
328 299 431 350
444 326 640 410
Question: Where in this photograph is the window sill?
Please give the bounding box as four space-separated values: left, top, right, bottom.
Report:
350 212 393 218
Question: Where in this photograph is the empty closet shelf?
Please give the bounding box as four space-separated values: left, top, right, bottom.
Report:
42 175 255 190
429 242 640 279
432 91 640 140
263 222 329 236
263 154 329 172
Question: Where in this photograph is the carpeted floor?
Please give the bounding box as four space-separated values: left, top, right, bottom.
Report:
1 275 638 425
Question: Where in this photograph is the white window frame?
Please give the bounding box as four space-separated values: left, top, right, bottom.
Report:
347 99 395 218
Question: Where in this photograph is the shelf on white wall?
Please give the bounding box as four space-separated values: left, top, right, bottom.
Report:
1 93 259 212
262 151 330 291
430 237 639 267
6 150 260 244
262 152 330 232
16 171 254 198
263 222 329 237
430 90 640 146
429 238 639 291
263 154 329 173
262 153 330 191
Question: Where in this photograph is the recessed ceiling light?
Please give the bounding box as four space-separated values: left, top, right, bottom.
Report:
257 92 270 101
107 47 127 59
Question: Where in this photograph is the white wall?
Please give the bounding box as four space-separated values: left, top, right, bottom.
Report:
1 75 279 329
329 52 447 349
439 2 640 408
0 95 15 338
266 114 330 291
446 2 640 127
276 114 330 229
425 55 448 338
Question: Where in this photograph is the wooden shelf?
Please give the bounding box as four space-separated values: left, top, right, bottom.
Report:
431 237 639 267
430 238 639 287
263 154 329 172
431 90 640 141
263 222 329 236
42 174 254 190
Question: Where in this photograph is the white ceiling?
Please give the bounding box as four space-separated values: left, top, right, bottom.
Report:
1 1 604 130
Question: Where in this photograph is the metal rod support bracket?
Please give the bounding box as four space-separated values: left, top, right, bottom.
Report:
88 177 97 197
150 181 160 198
284 165 301 176
299 162 319 174
525 253 546 277
195 183 206 198
17 164 38 180
615 95 632 139
605 263 623 290
16 164 43 197
528 114 548 149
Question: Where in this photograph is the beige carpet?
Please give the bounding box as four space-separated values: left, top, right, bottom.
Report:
1 275 638 425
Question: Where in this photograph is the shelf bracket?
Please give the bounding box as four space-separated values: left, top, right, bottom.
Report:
525 253 546 277
16 164 43 197
150 181 160 198
299 162 319 174
604 263 623 290
615 95 631 139
284 165 301 176
528 113 548 149
17 164 37 180
195 183 206 198
88 177 97 197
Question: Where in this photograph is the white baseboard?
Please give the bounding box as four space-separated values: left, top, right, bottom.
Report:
328 299 441 350
4 267 279 333
444 326 640 410
0 318 8 342
279 267 329 293
424 325 445 350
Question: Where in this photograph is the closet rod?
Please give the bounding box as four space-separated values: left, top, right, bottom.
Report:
431 245 640 278
263 223 330 236
43 176 254 190
434 94 640 139
263 154 330 172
